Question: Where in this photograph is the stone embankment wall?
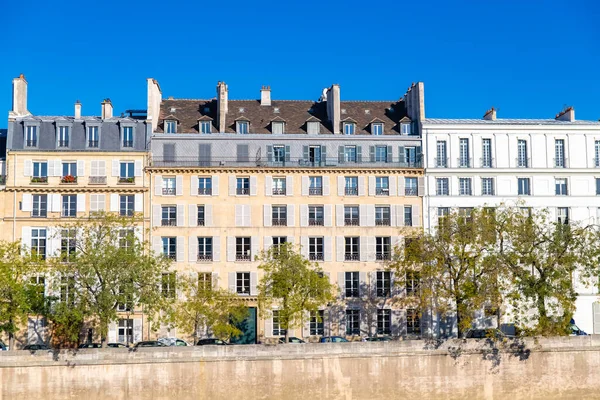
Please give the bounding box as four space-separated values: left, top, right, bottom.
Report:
2 336 600 399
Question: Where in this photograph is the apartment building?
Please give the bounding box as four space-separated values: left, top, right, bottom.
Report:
422 106 600 335
5 75 151 344
146 79 425 342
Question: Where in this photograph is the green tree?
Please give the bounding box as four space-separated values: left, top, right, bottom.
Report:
257 243 335 343
167 273 248 344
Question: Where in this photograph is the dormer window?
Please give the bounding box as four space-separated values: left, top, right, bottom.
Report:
165 120 177 134
401 123 411 135
237 120 249 134
25 125 38 147
372 123 383 135
57 126 70 147
272 121 285 134
343 122 355 135
200 121 211 134
122 126 134 148
307 121 320 135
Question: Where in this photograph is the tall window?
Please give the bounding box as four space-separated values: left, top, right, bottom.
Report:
459 138 470 167
310 310 324 336
198 237 213 261
120 195 134 216
272 177 286 195
555 139 565 167
377 309 391 335
87 126 99 148
405 177 418 196
557 207 569 224
481 177 495 195
407 309 421 335
308 237 323 260
376 271 391 297
375 206 390 226
161 206 176 226
517 140 528 167
518 178 531 195
401 123 411 135
273 146 285 164
375 237 391 261
272 237 287 251
272 310 286 336
118 319 133 343
122 127 133 148
58 126 69 147
308 206 324 226
198 177 212 195
162 177 176 195
236 237 251 261
60 276 75 305
374 146 387 162
162 237 177 260
198 273 212 291
404 206 413 226
165 120 176 134
481 139 492 167
344 206 359 226
62 162 77 179
60 229 76 263
555 178 568 195
237 121 249 134
32 162 48 183
345 272 359 297
344 237 359 261
344 146 357 163
345 177 358 196
375 177 389 195
371 123 383 135
437 207 449 228
200 121 211 134
459 178 472 196
31 228 47 260
162 273 176 298
26 126 38 147
32 194 47 218
119 229 134 251
309 176 322 195
405 147 417 167
272 205 287 226
236 272 250 294
596 178 600 196
436 141 447 167
119 162 134 183
197 205 206 226
343 122 355 135
307 121 320 135
595 140 600 167
236 177 250 195
436 178 449 196
345 309 360 335
62 195 77 217
406 271 420 296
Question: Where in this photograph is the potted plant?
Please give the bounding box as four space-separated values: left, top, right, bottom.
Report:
61 174 77 184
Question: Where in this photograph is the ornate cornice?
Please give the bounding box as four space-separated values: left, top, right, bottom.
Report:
145 166 424 175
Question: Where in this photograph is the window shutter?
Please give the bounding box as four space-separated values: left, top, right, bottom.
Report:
367 205 375 227
386 146 393 163
265 175 272 196
77 160 85 176
263 205 272 227
324 205 333 227
205 204 213 227
266 145 273 162
244 205 251 227
24 160 32 176
251 239 259 262
300 236 308 258
303 146 309 161
98 160 106 176
134 160 143 177
176 204 185 227
213 236 221 262
336 236 344 262
396 205 404 227
50 194 60 212
323 176 330 196
76 194 86 213
389 175 397 196
212 175 219 196
302 311 311 339
321 146 327 164
153 205 161 226
21 227 31 251
189 236 198 263
152 236 162 256
369 146 375 163
398 176 405 196
337 176 344 196
134 193 143 212
287 204 295 227
300 205 308 227
108 322 117 343
265 313 273 338
176 236 185 262
263 237 272 253
415 146 422 165
212 272 220 290
337 272 345 299
338 146 344 164
112 160 119 177
359 205 367 226
285 146 291 162
235 205 243 227
228 272 236 293
110 194 119 212
190 176 198 196
52 160 62 177
250 176 257 196
133 319 142 343
359 271 367 294
324 236 332 261
413 205 421 227
359 238 367 262
155 175 163 196
356 146 362 163
358 177 366 196
188 205 197 227
286 176 293 196
368 176 376 196
368 237 376 262
176 176 183 196
336 205 344 226
229 176 236 196
22 194 32 212
418 177 425 196
301 176 309 196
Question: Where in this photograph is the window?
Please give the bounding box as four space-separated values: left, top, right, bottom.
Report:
376 271 391 297
236 121 249 134
310 310 324 336
272 310 287 336
308 237 323 261
555 139 565 167
344 206 359 226
197 237 213 261
272 236 287 251
25 126 38 147
459 138 470 167
371 123 383 135
557 207 569 224
406 271 420 296
162 237 177 260
345 177 358 196
118 319 133 344
404 206 413 226
309 176 322 195
272 205 287 226
459 178 472 196
272 177 286 195
236 237 251 261
595 140 600 167
162 177 176 195
31 228 47 260
62 162 77 182
374 146 387 162
596 178 600 195
308 206 324 226
436 141 447 167
436 178 449 196
32 161 48 183
62 195 77 217
307 146 322 166
375 177 389 195
236 272 250 294
198 177 212 195
165 120 177 134
119 162 134 183
346 309 360 335
405 177 418 196
482 178 495 195
344 146 357 163
345 237 359 261
518 178 531 196
58 126 69 147
343 122 355 135
517 140 528 167
60 276 75 305
272 146 286 164
87 126 99 148
437 207 449 228
122 127 133 148
32 194 47 217
118 229 134 251
272 122 285 134
405 147 418 167
120 195 134 216
377 309 391 335
197 205 205 226
375 206 390 226
198 273 212 291
198 120 211 134
345 272 359 297
376 237 391 261
401 123 411 135
406 309 421 335
307 121 320 134
555 178 568 195
481 139 492 167
60 229 76 263
30 276 45 300
161 206 176 226
236 177 250 195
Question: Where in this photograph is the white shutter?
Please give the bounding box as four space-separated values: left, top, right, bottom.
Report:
367 205 375 227
338 272 345 299
153 205 161 226
134 160 143 177
108 322 117 343
323 176 330 196
176 204 185 227
176 236 185 262
152 236 162 256
300 205 308 227
324 205 333 227
368 176 376 196
250 176 257 196
52 160 61 177
22 194 32 212
287 204 295 227
133 319 142 343
212 175 219 196
300 236 308 258
176 176 183 196
98 160 106 176
188 205 197 227
24 160 33 176
229 176 236 196
398 176 405 196
21 227 31 251
51 194 61 213
324 236 332 262
413 205 421 227
111 160 120 177
263 205 272 227
390 205 397 227
367 237 376 262
301 176 309 196
264 236 272 253
286 176 294 196
47 227 59 258
359 204 367 226
77 194 86 213
213 236 221 262
418 177 425 196
396 205 404 227
337 176 344 196
110 193 119 212
228 272 236 293
190 176 198 196
250 272 258 295
189 236 198 263
336 205 344 226
303 311 311 339
359 272 367 296
227 237 235 262
134 193 143 212
360 237 367 261
77 160 85 176
358 176 366 196
155 175 163 196
265 314 273 338
235 205 243 227
392 309 403 337
212 272 220 290
251 237 259 260
265 175 272 196
244 205 251 227
205 204 213 227
389 175 397 196
336 236 344 262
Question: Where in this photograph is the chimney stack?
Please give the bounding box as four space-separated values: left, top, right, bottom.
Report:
147 78 162 132
74 100 82 119
260 85 271 106
326 84 341 134
10 74 29 118
555 107 575 122
483 107 496 120
101 98 113 120
216 81 228 133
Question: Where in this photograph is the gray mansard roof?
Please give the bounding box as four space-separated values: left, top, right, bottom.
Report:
424 118 600 125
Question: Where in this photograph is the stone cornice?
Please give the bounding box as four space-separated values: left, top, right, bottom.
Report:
145 166 424 175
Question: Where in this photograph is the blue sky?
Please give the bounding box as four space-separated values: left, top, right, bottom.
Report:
1 0 598 122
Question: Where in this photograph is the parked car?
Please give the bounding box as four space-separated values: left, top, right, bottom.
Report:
107 343 128 348
364 336 392 342
464 329 508 339
158 337 190 347
319 336 349 343
570 320 587 336
196 338 228 346
278 337 305 344
22 344 50 351
0 339 8 351
134 341 167 348
78 343 102 349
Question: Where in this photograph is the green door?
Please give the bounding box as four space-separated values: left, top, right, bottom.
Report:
231 307 257 344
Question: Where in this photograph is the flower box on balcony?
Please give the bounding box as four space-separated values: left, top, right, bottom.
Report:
61 175 77 184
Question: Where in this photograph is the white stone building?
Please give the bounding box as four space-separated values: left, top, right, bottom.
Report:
422 107 600 335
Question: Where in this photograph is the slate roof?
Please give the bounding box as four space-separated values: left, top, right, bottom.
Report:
424 118 600 125
157 98 409 135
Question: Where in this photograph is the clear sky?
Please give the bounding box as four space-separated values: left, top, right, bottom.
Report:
1 0 599 123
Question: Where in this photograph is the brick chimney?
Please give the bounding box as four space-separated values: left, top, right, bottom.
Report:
10 74 29 118
217 81 228 133
483 107 496 120
326 84 341 134
101 99 113 120
74 100 82 119
555 107 575 122
260 85 271 106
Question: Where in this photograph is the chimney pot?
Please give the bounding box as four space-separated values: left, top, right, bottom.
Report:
101 99 113 120
260 85 271 106
10 74 29 117
74 101 82 119
555 106 575 122
483 107 497 120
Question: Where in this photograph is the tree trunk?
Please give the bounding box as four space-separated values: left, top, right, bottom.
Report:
456 297 464 338
8 331 15 351
536 294 549 333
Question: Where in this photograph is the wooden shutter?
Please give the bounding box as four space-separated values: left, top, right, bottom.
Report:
324 205 333 227
134 160 143 177
412 205 421 227
228 272 236 293
324 237 332 261
155 175 163 196
359 204 367 226
176 176 183 196
176 204 185 226
77 160 85 176
286 176 294 196
418 177 425 196
287 204 295 227
110 194 119 212
368 176 376 196
24 160 33 176
190 176 198 196
265 175 272 196
188 205 197 227
389 175 397 196
213 237 221 262
176 236 185 262
76 194 86 213
398 176 405 196
300 205 308 227
212 175 219 196
250 273 258 295
358 177 366 196
250 176 257 196
134 193 143 212
22 194 32 212
205 204 213 227
337 176 344 196
301 176 309 196
336 205 344 226
153 205 161 226
229 176 236 196
227 237 235 262
336 236 344 262
111 160 119 177
188 236 198 263
323 176 330 196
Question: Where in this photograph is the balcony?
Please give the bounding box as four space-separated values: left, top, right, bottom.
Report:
554 158 568 168
309 187 322 195
344 218 359 226
88 140 99 148
198 187 212 195
236 188 250 195
345 289 359 297
375 218 390 226
404 219 413 226
161 219 177 227
345 187 358 196
377 289 391 297
376 253 391 261
404 187 418 196
272 188 286 196
480 157 495 168
309 218 324 226
118 177 135 184
375 188 389 196
197 254 213 262
197 219 205 226
594 158 600 168
30 176 48 184
25 140 37 147
165 254 176 260
457 158 472 168
123 141 134 148
236 254 251 262
89 176 106 184
58 140 69 148
309 253 324 261
434 157 448 168
60 175 77 184
516 158 530 168
162 188 176 195
345 253 360 261
272 218 287 226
